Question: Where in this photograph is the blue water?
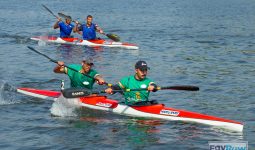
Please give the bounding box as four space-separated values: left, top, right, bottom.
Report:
0 0 254 149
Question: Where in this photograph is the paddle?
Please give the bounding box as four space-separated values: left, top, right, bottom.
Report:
27 46 112 87
42 4 58 19
62 88 95 98
102 33 120 42
58 12 73 21
125 85 199 92
58 12 121 42
62 85 199 98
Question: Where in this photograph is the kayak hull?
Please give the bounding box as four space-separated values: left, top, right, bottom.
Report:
30 36 139 49
17 88 243 132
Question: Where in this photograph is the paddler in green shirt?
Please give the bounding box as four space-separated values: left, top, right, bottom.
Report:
54 58 105 89
105 61 158 105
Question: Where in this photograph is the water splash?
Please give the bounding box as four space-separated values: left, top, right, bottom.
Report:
0 32 31 44
50 95 81 117
38 40 47 46
0 80 19 105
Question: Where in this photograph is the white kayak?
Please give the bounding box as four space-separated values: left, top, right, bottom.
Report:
16 87 244 132
30 36 139 49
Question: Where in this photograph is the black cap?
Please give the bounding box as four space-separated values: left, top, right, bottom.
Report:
66 16 72 20
135 61 150 71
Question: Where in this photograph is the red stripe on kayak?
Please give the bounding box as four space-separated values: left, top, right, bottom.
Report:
80 96 118 108
88 40 137 46
132 104 165 113
173 108 243 125
47 36 58 40
18 88 61 98
61 37 80 42
132 104 242 125
122 42 137 46
88 39 105 44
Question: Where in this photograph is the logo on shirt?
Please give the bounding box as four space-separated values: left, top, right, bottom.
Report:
135 92 141 100
83 81 89 85
141 84 147 88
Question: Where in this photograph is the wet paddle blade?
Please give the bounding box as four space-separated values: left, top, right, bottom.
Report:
106 33 120 42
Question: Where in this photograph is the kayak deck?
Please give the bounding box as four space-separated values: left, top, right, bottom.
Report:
17 88 61 100
30 36 139 49
17 88 243 132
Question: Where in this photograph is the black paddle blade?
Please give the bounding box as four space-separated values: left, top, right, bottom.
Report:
62 88 92 98
106 34 120 42
160 86 199 91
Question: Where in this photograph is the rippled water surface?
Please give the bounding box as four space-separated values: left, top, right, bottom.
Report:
0 0 254 149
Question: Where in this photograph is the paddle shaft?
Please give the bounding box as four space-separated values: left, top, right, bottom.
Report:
99 85 199 93
27 46 112 87
62 85 199 98
62 88 122 98
125 85 199 92
42 4 58 19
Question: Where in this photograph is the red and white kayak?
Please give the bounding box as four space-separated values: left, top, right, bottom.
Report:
17 87 244 132
30 36 139 49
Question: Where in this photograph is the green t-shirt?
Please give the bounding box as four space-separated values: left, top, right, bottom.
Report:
118 75 154 105
66 64 99 89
